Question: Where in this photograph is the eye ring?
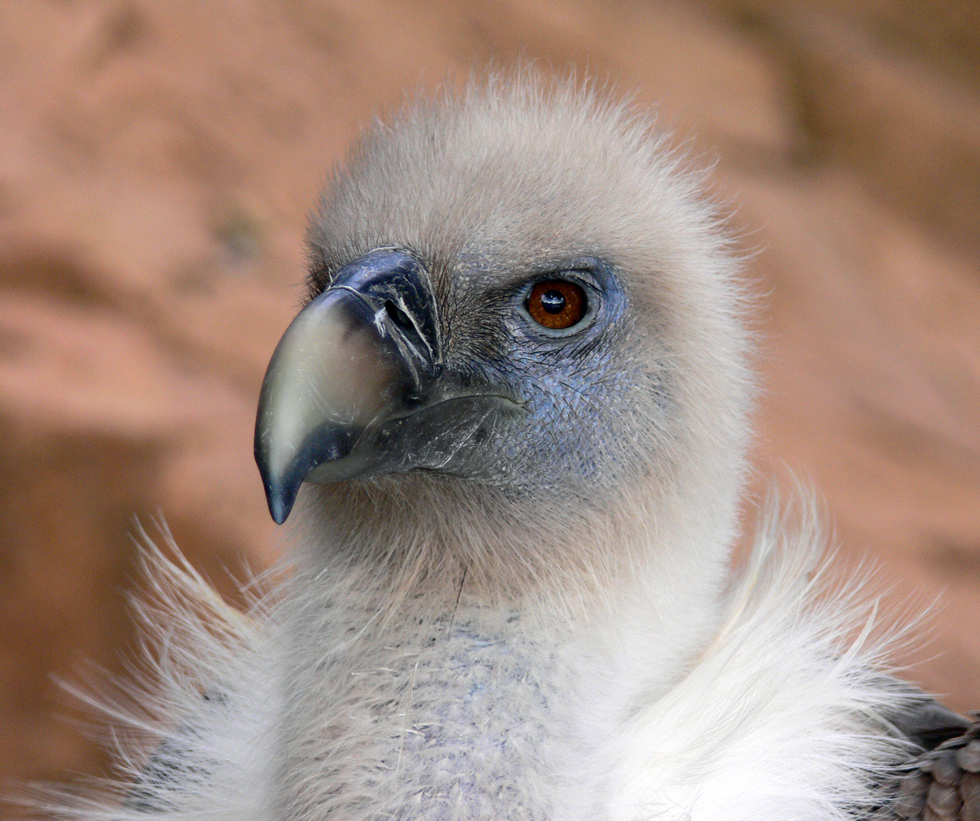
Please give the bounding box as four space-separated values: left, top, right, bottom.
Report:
525 280 588 331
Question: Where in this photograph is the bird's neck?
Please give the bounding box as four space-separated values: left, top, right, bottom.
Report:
282 476 735 712
271 483 734 817
272 530 727 819
287 475 735 678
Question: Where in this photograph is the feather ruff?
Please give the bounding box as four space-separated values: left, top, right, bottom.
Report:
22 496 924 820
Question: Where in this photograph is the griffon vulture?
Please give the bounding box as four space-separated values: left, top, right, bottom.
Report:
35 74 979 821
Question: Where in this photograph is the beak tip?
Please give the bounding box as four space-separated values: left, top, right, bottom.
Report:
265 481 296 525
270 500 290 525
256 457 298 524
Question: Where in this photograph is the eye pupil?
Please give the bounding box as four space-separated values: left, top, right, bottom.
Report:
525 279 588 330
540 290 566 314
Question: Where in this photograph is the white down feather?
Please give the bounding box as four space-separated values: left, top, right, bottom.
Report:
29 495 918 821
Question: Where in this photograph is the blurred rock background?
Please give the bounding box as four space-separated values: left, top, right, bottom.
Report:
1 0 978 796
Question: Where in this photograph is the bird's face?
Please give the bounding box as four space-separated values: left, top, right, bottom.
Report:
255 79 752 595
256 244 660 521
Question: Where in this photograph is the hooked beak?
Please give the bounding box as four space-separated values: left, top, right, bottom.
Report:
254 249 521 524
254 249 440 523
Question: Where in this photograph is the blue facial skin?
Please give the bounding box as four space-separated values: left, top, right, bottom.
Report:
442 257 664 498
283 251 668 509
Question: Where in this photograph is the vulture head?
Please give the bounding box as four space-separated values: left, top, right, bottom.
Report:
255 75 753 615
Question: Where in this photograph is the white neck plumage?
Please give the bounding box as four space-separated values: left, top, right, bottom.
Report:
265 485 915 821
268 476 738 819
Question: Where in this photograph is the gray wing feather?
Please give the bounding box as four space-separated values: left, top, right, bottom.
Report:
871 691 978 821
890 717 980 821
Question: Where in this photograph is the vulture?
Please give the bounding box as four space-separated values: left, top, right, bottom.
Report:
35 74 979 821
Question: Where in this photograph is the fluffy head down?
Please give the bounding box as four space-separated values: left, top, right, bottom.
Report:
299 73 755 606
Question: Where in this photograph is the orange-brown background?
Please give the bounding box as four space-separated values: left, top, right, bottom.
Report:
1 0 978 796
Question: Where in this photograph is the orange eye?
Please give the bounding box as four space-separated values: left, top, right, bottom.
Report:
525 280 588 330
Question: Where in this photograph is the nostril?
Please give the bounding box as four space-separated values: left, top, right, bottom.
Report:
385 300 414 330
